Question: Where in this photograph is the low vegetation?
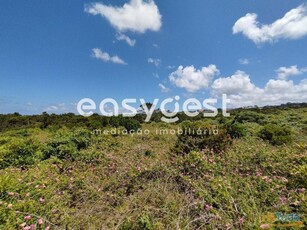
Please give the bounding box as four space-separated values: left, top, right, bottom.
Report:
0 105 306 229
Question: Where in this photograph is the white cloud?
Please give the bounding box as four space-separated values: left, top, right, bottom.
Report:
159 83 170 93
45 103 68 113
91 48 127 65
276 65 307 80
46 105 59 111
239 58 249 65
265 79 294 92
167 65 176 69
169 65 220 92
233 4 307 44
261 79 307 105
85 0 162 33
148 58 161 67
153 73 159 78
212 71 257 95
211 70 307 107
115 32 136 46
43 103 79 114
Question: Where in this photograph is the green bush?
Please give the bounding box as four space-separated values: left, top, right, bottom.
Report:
121 118 141 132
108 116 141 132
71 128 92 150
258 124 293 145
86 119 102 129
234 111 266 124
0 139 43 169
174 121 232 154
138 214 154 230
44 128 92 160
225 122 247 139
0 137 9 145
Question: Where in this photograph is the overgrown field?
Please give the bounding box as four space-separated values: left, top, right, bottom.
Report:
0 106 306 229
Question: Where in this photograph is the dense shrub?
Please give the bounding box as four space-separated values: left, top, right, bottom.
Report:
43 128 92 160
0 137 9 145
0 139 43 169
108 116 141 132
225 122 247 139
234 111 266 124
86 119 102 129
108 116 120 127
121 118 141 132
174 121 232 154
258 124 293 145
71 129 92 150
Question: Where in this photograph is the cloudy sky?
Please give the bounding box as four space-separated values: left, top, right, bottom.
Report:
1 0 307 114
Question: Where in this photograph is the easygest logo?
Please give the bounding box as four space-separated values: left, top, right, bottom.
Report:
77 94 230 123
260 212 304 228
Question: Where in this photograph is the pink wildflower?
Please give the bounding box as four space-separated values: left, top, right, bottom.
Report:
298 188 305 193
38 219 44 225
279 196 287 204
260 224 270 229
205 204 213 211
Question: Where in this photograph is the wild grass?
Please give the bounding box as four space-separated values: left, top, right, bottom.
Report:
0 107 306 229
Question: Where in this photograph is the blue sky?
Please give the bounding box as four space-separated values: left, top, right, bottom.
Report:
1 0 307 114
